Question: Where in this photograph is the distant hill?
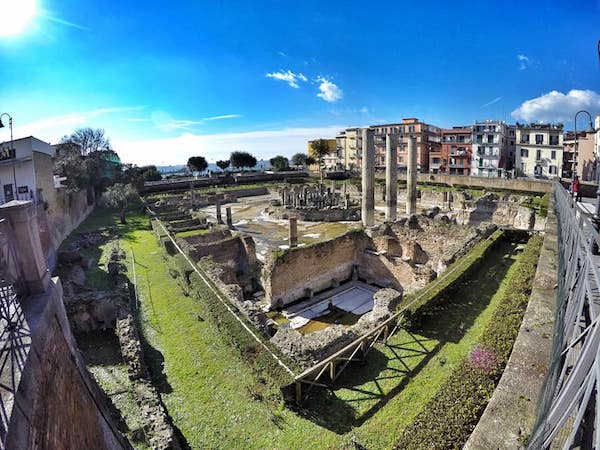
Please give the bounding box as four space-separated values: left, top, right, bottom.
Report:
156 160 272 175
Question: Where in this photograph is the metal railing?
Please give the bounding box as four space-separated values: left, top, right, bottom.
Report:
528 182 600 448
0 220 28 450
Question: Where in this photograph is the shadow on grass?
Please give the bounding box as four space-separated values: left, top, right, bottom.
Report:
76 329 124 366
294 239 519 434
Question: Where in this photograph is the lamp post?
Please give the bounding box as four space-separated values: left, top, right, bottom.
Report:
0 113 17 201
573 110 596 181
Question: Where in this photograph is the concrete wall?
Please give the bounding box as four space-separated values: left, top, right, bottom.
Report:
33 152 94 251
375 172 553 193
262 232 363 307
4 279 131 449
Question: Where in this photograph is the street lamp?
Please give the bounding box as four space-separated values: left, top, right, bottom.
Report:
0 113 17 201
573 110 596 181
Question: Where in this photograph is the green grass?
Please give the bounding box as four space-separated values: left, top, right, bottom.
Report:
174 228 211 238
68 208 535 449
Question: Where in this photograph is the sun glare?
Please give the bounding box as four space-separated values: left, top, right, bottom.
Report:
0 0 37 37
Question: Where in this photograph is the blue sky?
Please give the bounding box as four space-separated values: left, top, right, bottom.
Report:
1 0 599 165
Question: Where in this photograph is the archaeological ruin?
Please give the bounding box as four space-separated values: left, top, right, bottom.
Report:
141 135 548 372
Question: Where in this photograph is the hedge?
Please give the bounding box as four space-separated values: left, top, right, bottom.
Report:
394 234 543 450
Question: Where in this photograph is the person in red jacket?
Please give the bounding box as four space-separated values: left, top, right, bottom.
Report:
572 176 581 202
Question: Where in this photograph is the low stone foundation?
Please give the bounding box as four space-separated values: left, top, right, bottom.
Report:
265 205 360 222
271 288 401 366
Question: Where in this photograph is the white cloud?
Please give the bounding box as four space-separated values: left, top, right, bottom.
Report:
203 114 242 121
16 106 145 140
517 54 529 70
265 70 307 88
481 96 502 108
511 89 600 122
360 106 369 113
113 125 344 166
150 110 241 132
316 76 343 103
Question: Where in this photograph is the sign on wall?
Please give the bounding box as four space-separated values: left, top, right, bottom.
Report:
17 186 29 194
0 147 15 161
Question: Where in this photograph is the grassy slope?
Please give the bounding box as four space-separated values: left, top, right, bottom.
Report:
70 209 526 449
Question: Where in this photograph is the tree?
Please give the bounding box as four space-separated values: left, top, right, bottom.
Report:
310 139 332 181
56 128 120 202
119 164 162 190
101 183 140 224
60 128 112 155
54 145 90 193
187 156 208 174
230 151 257 171
269 155 290 171
291 153 309 166
305 156 316 166
216 160 230 171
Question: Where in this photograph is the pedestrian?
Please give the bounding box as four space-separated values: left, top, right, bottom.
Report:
573 175 582 202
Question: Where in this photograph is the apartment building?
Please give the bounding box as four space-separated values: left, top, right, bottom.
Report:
428 126 472 175
515 123 563 179
0 136 54 204
563 131 594 181
370 118 441 172
336 127 362 171
471 120 512 178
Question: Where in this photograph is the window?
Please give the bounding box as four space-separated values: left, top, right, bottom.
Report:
551 150 556 160
476 134 483 143
432 157 440 164
399 156 404 163
550 135 559 145
521 162 527 172
535 134 543 145
549 165 557 175
408 125 415 133
521 148 529 157
487 134 494 143
536 149 542 160
521 134 530 144
510 140 515 146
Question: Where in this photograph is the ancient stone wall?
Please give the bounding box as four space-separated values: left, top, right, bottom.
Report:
374 172 552 193
187 236 252 274
4 279 131 449
262 231 364 308
33 152 94 255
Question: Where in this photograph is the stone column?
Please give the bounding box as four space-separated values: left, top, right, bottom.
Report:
406 136 417 215
361 128 375 227
289 217 298 248
0 200 50 294
215 201 223 224
225 206 233 228
385 134 398 222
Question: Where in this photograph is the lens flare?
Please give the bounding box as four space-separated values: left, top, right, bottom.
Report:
0 0 37 37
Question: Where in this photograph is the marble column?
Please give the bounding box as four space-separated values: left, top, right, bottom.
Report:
385 134 398 222
215 201 223 224
225 206 233 228
289 217 298 248
406 136 417 215
361 128 375 227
